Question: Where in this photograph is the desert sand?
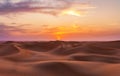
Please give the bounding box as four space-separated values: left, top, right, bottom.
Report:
0 41 120 76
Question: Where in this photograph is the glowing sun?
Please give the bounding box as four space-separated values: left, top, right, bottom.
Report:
54 32 64 40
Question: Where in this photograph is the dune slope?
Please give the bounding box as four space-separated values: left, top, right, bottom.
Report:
0 41 120 76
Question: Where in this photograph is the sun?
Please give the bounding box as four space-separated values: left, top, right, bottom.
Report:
54 32 64 40
53 25 80 40
56 35 61 40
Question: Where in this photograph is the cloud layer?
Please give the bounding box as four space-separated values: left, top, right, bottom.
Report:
0 0 94 15
0 23 120 41
0 23 25 39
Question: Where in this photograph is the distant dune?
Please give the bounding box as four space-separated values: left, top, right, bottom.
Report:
0 41 120 76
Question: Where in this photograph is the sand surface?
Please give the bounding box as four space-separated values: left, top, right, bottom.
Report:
0 41 120 76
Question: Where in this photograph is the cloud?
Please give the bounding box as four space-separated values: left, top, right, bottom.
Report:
0 23 55 41
0 23 26 39
0 0 94 16
0 23 119 41
39 25 120 40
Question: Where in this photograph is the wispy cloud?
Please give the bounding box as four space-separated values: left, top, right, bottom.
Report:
0 23 25 38
0 23 119 41
0 0 94 16
39 25 120 40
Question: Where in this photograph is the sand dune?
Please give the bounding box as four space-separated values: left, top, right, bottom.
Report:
70 54 120 63
0 41 120 76
0 43 19 56
51 42 119 56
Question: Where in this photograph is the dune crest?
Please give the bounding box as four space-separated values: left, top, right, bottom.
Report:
0 41 120 76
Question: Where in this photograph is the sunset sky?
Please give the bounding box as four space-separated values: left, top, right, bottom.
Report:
0 0 120 41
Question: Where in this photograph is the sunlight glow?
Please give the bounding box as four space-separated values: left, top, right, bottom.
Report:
61 10 82 16
52 25 80 40
54 32 64 40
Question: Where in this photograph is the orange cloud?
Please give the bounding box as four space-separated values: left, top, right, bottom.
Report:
1 23 119 41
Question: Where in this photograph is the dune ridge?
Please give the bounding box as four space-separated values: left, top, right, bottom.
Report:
0 41 120 76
